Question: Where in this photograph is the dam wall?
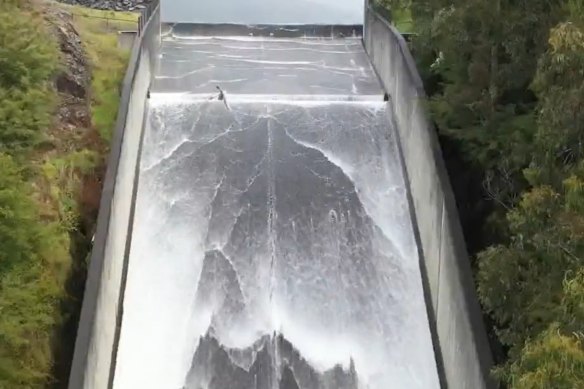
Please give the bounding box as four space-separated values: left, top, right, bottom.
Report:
363 2 495 388
67 0 496 386
67 4 160 389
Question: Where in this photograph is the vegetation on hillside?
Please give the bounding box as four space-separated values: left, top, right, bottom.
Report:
63 5 138 142
0 2 58 154
381 0 584 386
0 1 136 387
0 2 63 387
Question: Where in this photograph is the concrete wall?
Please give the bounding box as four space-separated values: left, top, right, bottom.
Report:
117 31 137 51
68 7 160 389
363 3 495 388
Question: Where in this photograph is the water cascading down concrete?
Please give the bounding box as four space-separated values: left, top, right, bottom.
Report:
110 2 442 387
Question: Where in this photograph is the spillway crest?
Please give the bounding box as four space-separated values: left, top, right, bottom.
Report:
113 35 440 389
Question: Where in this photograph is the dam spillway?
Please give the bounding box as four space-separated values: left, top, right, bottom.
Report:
112 31 441 389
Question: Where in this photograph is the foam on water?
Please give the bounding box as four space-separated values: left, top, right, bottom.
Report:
113 95 440 389
149 93 384 103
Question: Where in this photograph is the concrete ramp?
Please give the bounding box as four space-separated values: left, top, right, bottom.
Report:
112 32 440 388
155 32 380 96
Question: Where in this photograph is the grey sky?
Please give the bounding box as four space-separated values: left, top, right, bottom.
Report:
161 0 364 25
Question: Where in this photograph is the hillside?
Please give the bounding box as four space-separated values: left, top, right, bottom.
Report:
0 1 136 387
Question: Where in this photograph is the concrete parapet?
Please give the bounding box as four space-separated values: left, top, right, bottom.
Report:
117 30 137 51
68 6 160 389
363 2 495 388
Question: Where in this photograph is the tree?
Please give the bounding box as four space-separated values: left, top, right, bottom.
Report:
477 177 584 350
530 20 584 183
500 324 584 389
497 269 584 387
413 0 564 208
477 9 584 383
398 0 584 385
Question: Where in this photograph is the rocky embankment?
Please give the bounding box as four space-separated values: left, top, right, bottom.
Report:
58 0 151 11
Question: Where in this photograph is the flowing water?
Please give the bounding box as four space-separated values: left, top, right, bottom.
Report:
113 35 440 389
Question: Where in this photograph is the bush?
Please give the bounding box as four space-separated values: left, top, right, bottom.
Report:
496 267 584 389
0 153 39 274
477 180 584 350
0 3 67 387
0 6 58 90
0 87 55 152
0 153 55 388
0 4 58 153
500 325 584 388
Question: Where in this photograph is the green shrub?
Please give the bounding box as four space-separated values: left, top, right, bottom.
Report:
505 326 584 388
0 158 72 389
0 6 58 90
0 153 55 388
477 181 584 350
0 3 67 387
0 87 56 152
0 4 58 153
0 154 39 275
500 325 584 388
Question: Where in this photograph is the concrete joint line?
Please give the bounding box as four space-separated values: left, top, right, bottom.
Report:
436 200 445 318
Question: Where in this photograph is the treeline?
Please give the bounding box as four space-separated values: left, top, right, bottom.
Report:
382 0 584 386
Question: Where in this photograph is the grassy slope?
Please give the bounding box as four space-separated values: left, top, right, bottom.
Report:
0 3 62 387
61 4 138 143
0 2 137 388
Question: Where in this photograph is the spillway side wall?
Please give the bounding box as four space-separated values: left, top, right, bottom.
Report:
68 7 160 389
363 3 495 388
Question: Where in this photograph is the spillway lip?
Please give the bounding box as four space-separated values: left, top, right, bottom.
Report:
161 35 364 44
149 92 386 104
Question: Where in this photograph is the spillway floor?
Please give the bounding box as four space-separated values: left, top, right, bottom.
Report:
153 34 382 97
114 34 440 389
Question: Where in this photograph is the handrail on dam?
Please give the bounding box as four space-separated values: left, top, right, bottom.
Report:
363 1 495 388
68 2 160 388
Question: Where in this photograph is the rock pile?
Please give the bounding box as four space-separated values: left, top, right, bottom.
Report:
58 0 152 12
42 6 92 139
